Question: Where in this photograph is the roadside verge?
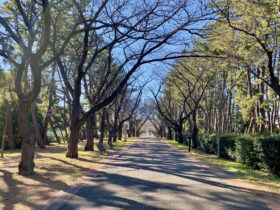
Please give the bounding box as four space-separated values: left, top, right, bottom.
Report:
162 138 280 210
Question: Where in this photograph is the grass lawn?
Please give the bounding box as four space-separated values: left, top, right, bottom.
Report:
0 138 135 210
164 139 280 194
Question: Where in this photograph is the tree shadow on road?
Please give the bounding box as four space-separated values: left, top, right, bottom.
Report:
46 138 275 210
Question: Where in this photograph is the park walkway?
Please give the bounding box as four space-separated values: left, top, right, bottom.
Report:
43 137 273 210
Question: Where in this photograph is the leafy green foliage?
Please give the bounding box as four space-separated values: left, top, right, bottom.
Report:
197 134 217 154
197 133 280 175
235 137 259 168
256 137 280 175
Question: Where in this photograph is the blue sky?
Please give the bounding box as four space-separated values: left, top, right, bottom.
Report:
0 0 212 104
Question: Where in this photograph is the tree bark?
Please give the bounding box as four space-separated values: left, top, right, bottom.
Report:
60 112 69 141
191 110 198 148
84 113 96 151
4 99 15 150
175 125 183 144
1 99 8 158
42 65 56 145
50 119 61 143
112 116 118 142
177 131 183 144
217 75 226 158
17 102 36 175
107 129 113 148
66 71 83 158
270 99 276 134
258 67 266 134
226 91 232 132
167 126 172 140
117 123 123 140
97 109 106 151
66 124 80 158
246 68 256 133
31 103 46 149
58 126 65 143
106 113 114 148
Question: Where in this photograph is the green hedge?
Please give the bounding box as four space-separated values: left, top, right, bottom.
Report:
197 134 217 154
197 134 280 175
197 133 236 159
256 137 280 174
183 133 190 145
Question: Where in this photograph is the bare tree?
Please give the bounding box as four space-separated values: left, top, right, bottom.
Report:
54 0 212 158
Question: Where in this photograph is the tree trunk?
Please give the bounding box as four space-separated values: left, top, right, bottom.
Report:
105 112 114 148
18 102 36 175
176 125 183 144
258 67 266 134
31 103 46 149
60 112 69 141
112 116 118 143
214 107 218 132
218 71 227 158
98 109 106 151
270 100 276 134
81 129 86 141
62 96 70 141
42 65 56 145
174 131 178 142
84 113 95 151
177 131 183 144
1 99 8 158
204 112 208 134
128 120 134 137
246 68 256 133
226 91 232 132
107 129 113 148
163 126 166 138
191 110 198 149
248 110 256 133
66 124 80 158
65 127 69 142
66 75 82 158
58 126 65 143
167 126 172 140
79 130 84 141
50 119 61 143
4 99 15 150
117 123 123 140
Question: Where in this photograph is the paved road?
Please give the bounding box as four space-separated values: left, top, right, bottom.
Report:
45 137 272 210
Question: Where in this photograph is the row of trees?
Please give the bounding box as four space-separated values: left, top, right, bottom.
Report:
0 0 210 175
152 0 280 151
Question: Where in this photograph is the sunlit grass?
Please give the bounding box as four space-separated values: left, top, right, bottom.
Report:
109 137 134 151
2 149 21 157
164 139 280 193
164 139 187 149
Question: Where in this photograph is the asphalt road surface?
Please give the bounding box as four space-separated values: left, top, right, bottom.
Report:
44 137 273 210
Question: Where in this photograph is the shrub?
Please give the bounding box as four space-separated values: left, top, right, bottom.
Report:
183 133 190 146
197 133 235 159
196 133 280 176
220 134 236 160
197 133 217 154
235 137 259 168
256 137 280 175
